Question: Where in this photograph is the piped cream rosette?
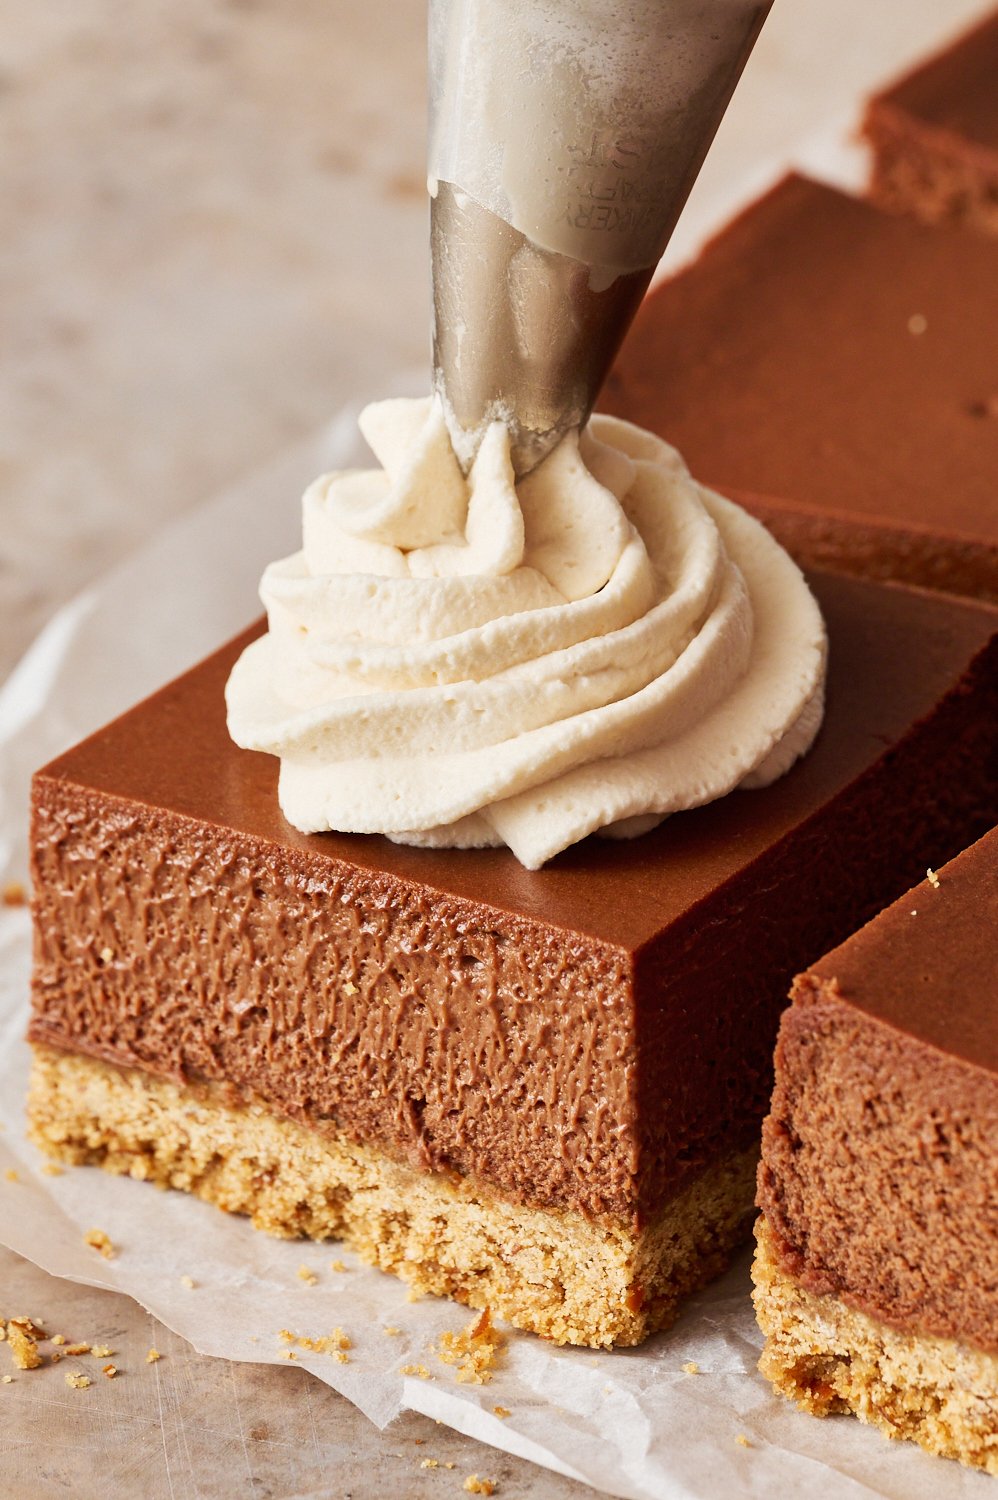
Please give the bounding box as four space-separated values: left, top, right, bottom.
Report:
226 397 826 870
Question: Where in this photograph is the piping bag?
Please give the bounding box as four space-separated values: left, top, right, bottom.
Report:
430 0 773 476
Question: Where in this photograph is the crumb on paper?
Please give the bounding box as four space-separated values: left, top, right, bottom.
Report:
463 1477 496 1496
103 1364 117 1379
330 1259 347 1273
65 1372 92 1390
84 1228 115 1260
383 1325 401 1336
493 1405 511 1419
90 1345 114 1359
40 1163 64 1177
279 1328 351 1362
179 1275 196 1290
1 881 26 907
146 1348 162 1363
682 1361 700 1375
281 1350 297 1361
907 313 928 336
1 1375 12 1384
51 1335 66 1347
4 1169 18 1183
297 1265 319 1286
735 1434 751 1448
63 1344 91 1357
399 1364 431 1379
444 1463 455 1471
435 1308 505 1384
420 1458 439 1469
927 867 940 888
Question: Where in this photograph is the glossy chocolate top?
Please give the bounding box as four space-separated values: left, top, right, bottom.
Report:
603 176 998 549
812 827 998 1075
873 11 998 155
38 572 998 953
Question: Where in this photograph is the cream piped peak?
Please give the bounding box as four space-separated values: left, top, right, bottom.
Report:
226 396 826 869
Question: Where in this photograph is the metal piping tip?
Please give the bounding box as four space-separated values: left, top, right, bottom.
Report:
431 182 649 476
428 0 775 478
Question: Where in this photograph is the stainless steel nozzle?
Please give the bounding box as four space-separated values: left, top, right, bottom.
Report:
429 0 774 475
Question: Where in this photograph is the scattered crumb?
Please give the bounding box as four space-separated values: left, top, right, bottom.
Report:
1 881 26 907
278 1328 351 1362
1 1375 12 1384
343 981 358 996
179 1275 196 1290
420 1458 439 1469
435 1308 505 1384
65 1372 92 1390
90 1345 114 1359
735 1434 751 1448
927 867 940 889
146 1349 162 1364
911 909 918 917
281 1350 297 1361
4 1169 18 1183
6 1320 44 1370
907 313 928 336
383 1326 401 1337
444 1463 455 1471
103 1364 118 1379
99 946 114 963
297 1265 319 1286
330 1259 347 1273
51 1335 66 1347
84 1228 115 1260
463 1477 496 1496
40 1163 64 1177
406 1288 423 1303
493 1405 511 1419
63 1344 91 1357
682 1361 700 1376
399 1364 432 1379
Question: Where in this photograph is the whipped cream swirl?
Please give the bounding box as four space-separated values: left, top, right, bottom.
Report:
226 397 826 869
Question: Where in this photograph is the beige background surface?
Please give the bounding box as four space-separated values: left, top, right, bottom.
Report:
1 1 991 1495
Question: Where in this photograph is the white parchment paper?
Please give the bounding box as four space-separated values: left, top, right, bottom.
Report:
0 135 990 1499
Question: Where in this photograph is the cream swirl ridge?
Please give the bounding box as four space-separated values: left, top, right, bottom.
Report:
225 396 826 869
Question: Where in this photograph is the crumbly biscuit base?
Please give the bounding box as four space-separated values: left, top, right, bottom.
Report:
752 1217 998 1473
28 1044 757 1348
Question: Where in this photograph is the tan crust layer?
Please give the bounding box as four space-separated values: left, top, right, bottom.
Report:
28 1045 758 1348
752 1218 998 1474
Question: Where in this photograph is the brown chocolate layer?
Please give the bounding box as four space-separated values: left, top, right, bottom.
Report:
30 573 998 1227
603 176 998 600
865 12 998 237
759 829 998 1353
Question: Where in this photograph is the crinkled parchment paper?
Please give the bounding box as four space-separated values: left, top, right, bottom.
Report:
0 136 988 1498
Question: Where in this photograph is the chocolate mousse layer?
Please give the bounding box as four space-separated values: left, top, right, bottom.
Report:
603 176 998 601
30 572 998 1228
865 11 998 235
759 828 998 1352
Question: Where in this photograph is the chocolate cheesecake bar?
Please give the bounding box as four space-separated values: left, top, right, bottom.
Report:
27 572 998 1346
754 827 998 1473
603 175 998 602
865 10 998 236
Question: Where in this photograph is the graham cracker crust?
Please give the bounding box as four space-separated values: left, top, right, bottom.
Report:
752 1217 998 1473
28 1044 758 1348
